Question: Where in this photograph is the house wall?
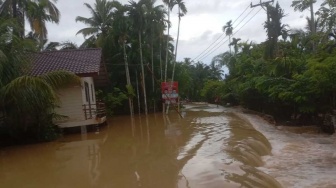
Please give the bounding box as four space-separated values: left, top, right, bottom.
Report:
55 83 84 122
55 77 96 123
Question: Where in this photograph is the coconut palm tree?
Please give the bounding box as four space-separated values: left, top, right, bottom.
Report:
75 0 115 46
223 20 233 54
0 0 60 40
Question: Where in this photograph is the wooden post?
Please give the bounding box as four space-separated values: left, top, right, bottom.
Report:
89 104 92 119
178 97 180 112
83 104 87 120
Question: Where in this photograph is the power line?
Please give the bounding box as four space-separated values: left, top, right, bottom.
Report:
191 4 251 62
195 8 256 62
195 7 258 62
197 7 263 62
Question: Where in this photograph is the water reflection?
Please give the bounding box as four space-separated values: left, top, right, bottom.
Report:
0 104 281 188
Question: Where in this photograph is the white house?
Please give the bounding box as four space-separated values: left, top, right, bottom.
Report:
30 48 109 128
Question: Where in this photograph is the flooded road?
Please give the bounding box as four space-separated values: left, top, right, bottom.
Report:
0 103 335 187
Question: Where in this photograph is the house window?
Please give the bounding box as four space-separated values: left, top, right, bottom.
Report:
84 82 90 103
91 84 95 102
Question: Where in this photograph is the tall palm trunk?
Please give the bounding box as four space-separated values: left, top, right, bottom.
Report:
151 26 156 112
123 41 134 116
12 0 17 18
164 5 170 82
310 2 316 51
310 2 315 34
229 35 232 54
160 36 163 81
171 7 181 84
139 31 148 115
135 70 141 115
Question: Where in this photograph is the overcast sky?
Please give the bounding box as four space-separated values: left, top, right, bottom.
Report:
45 0 324 64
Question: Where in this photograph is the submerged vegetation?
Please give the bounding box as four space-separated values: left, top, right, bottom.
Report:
1 0 336 143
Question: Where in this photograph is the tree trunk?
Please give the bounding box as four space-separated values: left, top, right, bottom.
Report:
160 36 163 81
167 7 182 114
310 1 316 52
310 2 315 34
139 31 148 115
229 35 232 54
164 5 170 82
135 70 141 115
124 41 134 116
171 7 181 84
12 0 17 18
151 26 155 113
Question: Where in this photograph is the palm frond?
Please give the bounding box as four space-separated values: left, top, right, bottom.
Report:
3 76 57 112
76 27 99 37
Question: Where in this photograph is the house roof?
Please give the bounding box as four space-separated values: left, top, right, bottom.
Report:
29 48 109 87
29 48 102 76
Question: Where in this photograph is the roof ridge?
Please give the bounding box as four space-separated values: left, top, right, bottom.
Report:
37 48 102 54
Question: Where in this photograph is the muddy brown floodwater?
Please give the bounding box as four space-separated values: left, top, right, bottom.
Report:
0 103 335 188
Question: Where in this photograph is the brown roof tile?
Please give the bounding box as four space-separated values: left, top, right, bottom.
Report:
29 48 102 76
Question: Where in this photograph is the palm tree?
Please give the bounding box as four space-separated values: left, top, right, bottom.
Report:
0 0 60 40
291 0 317 50
229 37 241 55
223 20 233 54
75 0 115 46
128 0 148 115
143 0 167 112
316 1 336 32
113 1 135 116
171 0 187 87
162 0 176 82
291 0 316 34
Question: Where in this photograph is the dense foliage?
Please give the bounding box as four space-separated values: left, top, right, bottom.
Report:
202 1 336 129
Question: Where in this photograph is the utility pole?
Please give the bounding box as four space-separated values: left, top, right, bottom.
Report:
250 0 274 34
250 0 275 58
250 0 274 22
250 0 274 8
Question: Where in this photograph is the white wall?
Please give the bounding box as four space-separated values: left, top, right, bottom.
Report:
55 83 85 122
55 77 97 123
